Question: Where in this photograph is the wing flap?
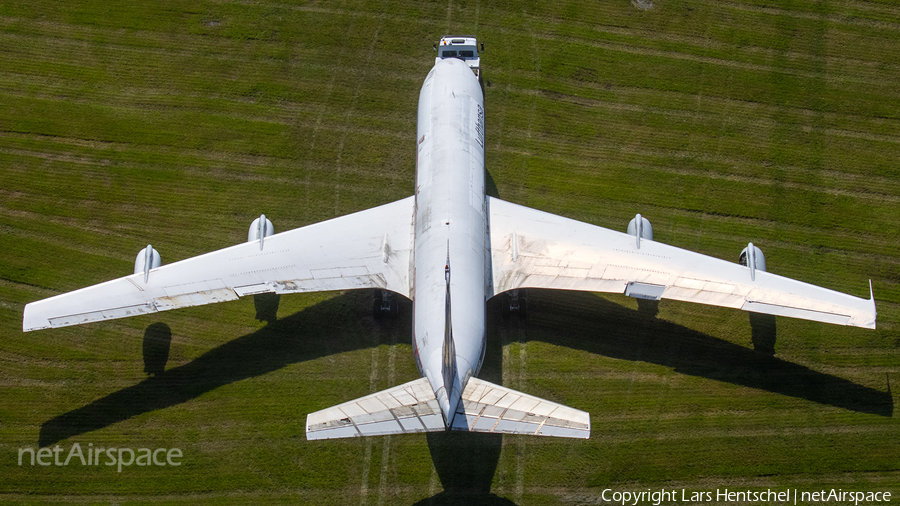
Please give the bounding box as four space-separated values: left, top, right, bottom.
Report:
24 196 415 332
306 377 446 440
487 196 876 329
47 303 158 328
742 301 850 325
450 377 590 439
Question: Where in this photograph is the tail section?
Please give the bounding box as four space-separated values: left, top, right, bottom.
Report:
306 377 444 440
306 376 590 440
308 259 589 443
450 377 590 438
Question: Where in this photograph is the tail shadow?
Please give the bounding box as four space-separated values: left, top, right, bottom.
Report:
523 290 892 417
40 291 379 447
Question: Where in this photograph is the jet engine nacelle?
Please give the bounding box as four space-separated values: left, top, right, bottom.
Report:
248 214 275 242
739 243 766 281
248 214 275 250
134 244 162 283
626 213 653 248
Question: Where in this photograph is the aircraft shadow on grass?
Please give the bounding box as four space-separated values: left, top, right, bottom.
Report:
39 291 387 447
141 322 172 376
516 290 892 418
39 283 889 505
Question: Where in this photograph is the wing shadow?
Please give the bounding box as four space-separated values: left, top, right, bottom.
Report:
520 290 892 417
39 291 381 447
44 286 885 501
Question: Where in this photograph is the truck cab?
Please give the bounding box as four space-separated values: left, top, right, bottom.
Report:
435 35 481 77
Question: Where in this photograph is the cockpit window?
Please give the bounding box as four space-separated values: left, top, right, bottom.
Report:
440 47 477 60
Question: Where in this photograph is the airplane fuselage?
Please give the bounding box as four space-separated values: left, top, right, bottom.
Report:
413 58 487 425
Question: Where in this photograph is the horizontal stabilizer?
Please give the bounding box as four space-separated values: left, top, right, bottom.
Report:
306 377 445 440
451 377 590 438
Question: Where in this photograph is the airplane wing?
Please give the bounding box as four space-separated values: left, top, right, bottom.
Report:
23 196 415 331
486 197 876 329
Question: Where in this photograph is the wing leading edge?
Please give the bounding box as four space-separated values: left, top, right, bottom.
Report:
487 197 875 329
23 196 415 332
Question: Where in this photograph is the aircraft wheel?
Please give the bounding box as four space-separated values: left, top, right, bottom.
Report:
373 295 383 320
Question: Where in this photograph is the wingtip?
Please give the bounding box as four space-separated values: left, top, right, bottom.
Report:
869 279 877 329
22 303 40 332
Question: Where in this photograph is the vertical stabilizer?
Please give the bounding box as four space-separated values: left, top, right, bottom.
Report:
442 249 456 402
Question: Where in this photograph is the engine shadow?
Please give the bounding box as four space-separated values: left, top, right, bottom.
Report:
142 322 171 376
749 312 777 355
253 292 281 324
39 291 381 447
523 290 892 417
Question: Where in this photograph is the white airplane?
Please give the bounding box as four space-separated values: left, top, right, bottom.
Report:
23 36 876 440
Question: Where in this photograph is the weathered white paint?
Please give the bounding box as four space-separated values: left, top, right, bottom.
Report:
413 57 487 426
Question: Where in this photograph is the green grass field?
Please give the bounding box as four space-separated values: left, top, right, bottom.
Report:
2 0 899 504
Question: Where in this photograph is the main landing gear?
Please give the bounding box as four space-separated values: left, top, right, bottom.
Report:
502 289 528 319
373 289 399 320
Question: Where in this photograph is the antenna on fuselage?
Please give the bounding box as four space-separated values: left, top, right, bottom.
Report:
445 241 450 284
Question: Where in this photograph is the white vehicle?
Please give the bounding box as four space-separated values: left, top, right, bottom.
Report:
23 36 876 440
435 35 481 77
